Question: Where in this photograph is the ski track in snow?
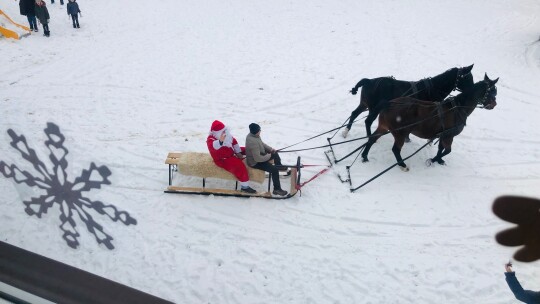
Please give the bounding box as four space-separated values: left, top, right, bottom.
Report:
2 0 540 303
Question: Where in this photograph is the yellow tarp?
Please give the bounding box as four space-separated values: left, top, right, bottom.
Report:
0 9 30 40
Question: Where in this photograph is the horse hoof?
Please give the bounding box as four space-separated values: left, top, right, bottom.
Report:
399 165 409 172
362 158 369 163
342 128 349 138
426 159 433 167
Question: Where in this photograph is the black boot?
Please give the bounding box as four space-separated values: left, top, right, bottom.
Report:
241 186 256 194
272 189 288 196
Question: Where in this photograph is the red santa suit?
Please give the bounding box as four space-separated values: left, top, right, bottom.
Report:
206 120 249 183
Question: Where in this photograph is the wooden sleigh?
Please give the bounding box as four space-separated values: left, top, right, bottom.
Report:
164 152 302 199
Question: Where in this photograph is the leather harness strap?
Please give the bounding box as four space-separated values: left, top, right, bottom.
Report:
409 81 418 96
423 78 433 99
436 102 446 133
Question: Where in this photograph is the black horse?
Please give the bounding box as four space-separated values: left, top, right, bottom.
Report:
360 74 498 171
342 65 475 138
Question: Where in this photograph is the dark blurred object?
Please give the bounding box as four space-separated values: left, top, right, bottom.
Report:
493 196 540 262
0 241 173 304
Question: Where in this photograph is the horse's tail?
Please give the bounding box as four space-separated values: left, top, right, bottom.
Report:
350 78 370 95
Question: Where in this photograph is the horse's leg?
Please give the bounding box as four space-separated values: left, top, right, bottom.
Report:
391 135 409 171
361 127 385 163
437 137 454 164
364 110 379 138
430 141 445 164
431 138 453 165
343 103 367 137
365 98 390 138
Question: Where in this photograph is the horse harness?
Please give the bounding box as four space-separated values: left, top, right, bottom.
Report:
436 82 494 139
478 84 497 109
430 68 469 101
407 77 432 98
455 69 472 90
404 67 469 101
423 78 433 98
434 96 462 139
431 70 479 137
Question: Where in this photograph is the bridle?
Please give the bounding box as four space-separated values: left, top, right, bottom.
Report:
438 68 472 102
477 82 497 109
435 80 497 136
454 68 472 92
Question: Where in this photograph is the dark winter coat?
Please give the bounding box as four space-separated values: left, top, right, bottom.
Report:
505 272 540 304
67 1 80 16
19 0 35 16
34 2 50 24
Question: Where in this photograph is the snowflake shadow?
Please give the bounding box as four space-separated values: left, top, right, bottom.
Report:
0 123 137 249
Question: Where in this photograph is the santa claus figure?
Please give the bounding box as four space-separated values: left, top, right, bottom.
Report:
206 120 256 193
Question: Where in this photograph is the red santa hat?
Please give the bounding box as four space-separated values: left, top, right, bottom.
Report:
210 120 225 132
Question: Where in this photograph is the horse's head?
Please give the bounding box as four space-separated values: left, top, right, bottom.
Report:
455 74 498 113
433 65 475 100
456 64 474 92
480 73 498 110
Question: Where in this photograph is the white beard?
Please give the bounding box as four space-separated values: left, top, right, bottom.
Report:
211 127 233 148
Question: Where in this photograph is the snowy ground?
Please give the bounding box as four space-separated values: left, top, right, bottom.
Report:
1 0 540 303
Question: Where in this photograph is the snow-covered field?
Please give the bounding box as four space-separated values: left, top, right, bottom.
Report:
1 0 540 303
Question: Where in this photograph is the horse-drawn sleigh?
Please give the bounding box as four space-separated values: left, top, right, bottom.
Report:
163 66 499 195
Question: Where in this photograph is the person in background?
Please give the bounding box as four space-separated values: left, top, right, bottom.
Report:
505 262 540 304
206 120 256 194
34 0 50 37
66 0 81 28
19 0 38 32
245 123 288 196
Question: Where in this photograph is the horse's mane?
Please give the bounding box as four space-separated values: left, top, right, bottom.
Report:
431 67 458 84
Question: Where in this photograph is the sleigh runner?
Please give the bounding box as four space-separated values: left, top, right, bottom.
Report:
164 152 301 199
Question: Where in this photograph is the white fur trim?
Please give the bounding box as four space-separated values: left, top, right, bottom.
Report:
212 139 221 150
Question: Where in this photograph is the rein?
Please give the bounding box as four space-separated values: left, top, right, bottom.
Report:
350 121 467 192
350 139 435 192
278 71 485 157
280 80 487 154
278 102 457 154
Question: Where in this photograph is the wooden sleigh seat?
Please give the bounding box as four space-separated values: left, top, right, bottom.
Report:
164 152 300 198
165 152 265 183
